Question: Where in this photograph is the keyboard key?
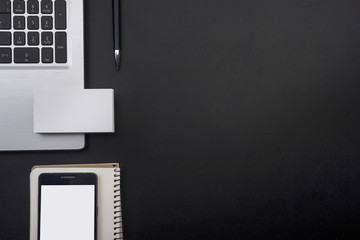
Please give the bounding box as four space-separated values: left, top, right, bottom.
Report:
27 0 39 14
55 0 66 29
0 13 11 29
0 0 11 13
13 16 25 29
0 32 11 45
41 16 52 30
27 16 39 29
55 32 66 63
14 32 25 45
41 0 52 14
13 0 25 14
42 47 53 63
14 48 39 63
41 32 52 45
28 32 39 45
0 47 11 63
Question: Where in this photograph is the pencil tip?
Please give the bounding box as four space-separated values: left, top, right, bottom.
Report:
115 50 121 72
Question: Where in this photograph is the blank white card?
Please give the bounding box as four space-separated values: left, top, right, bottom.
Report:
34 89 114 133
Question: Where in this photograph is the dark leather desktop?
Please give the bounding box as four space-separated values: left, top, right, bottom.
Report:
1 0 360 239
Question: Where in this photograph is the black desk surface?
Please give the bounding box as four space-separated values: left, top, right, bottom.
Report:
1 0 360 239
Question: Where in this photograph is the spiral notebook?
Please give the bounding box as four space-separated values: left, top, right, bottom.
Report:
29 163 123 240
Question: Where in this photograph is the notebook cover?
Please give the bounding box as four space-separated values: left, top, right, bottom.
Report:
29 163 123 240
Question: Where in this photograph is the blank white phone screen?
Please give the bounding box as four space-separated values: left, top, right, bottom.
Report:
40 185 95 240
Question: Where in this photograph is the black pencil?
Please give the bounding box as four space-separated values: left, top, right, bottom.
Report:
113 0 121 71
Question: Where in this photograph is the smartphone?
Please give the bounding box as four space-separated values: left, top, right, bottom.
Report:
38 173 97 240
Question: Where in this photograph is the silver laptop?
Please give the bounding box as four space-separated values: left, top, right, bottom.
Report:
0 0 85 150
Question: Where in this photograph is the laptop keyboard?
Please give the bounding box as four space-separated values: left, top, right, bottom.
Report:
0 0 67 64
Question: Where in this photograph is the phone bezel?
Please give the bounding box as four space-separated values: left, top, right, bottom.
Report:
37 173 97 240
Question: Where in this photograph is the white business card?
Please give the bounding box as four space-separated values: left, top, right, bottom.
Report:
34 89 114 133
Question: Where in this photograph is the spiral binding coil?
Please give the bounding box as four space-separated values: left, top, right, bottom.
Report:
114 168 123 240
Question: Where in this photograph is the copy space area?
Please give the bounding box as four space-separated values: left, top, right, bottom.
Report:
40 185 95 240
